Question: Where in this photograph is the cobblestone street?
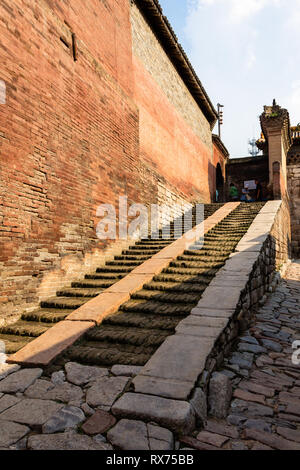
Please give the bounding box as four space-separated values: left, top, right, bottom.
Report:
182 261 300 450
0 261 299 450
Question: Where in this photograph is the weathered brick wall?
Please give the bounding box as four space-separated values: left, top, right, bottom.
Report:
0 0 142 322
0 0 217 323
130 3 214 203
287 163 300 256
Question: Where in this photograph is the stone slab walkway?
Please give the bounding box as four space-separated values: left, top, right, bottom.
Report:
181 261 300 451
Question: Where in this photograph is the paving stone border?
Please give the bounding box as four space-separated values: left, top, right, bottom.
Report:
8 203 239 367
111 200 291 433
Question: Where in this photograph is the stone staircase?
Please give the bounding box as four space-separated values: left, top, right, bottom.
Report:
0 204 221 355
59 203 265 368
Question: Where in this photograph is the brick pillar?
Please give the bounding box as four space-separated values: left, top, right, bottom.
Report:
260 102 292 199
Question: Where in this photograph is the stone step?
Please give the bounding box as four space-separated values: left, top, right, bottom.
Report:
177 255 228 262
169 261 224 269
72 280 115 288
103 312 180 331
86 325 169 347
0 334 33 355
85 273 126 280
57 288 104 298
21 308 70 323
120 299 195 316
40 297 88 309
65 345 152 367
131 289 202 304
153 274 211 284
0 320 51 338
143 281 207 293
114 255 151 261
163 267 218 276
96 266 134 273
106 260 143 267
122 250 159 256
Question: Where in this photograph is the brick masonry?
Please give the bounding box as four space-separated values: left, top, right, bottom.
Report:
0 0 226 323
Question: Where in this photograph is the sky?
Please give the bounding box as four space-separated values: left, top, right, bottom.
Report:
159 0 300 157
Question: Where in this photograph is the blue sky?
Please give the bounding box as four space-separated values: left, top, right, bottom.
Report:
159 0 300 157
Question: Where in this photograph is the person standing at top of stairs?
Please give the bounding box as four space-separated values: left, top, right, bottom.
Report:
229 183 239 201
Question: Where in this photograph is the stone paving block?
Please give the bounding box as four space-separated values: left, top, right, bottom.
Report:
0 421 30 448
180 435 220 451
86 376 130 409
133 375 194 400
28 432 112 450
107 419 149 450
196 430 229 448
139 335 214 383
24 379 55 398
244 428 300 450
81 410 116 435
42 405 85 434
0 399 63 427
190 388 207 425
205 420 239 438
178 315 228 329
148 423 174 451
112 393 195 434
175 324 223 338
222 254 258 273
65 362 109 386
0 364 20 381
191 307 235 319
66 293 130 323
7 321 93 366
209 373 232 419
0 395 22 413
26 381 83 405
111 365 143 377
0 368 42 393
196 286 243 310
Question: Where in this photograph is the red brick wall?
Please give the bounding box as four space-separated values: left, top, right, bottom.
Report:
0 0 217 322
133 56 213 204
0 0 141 321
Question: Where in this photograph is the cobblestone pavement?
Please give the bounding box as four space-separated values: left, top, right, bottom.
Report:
182 260 300 451
0 261 299 450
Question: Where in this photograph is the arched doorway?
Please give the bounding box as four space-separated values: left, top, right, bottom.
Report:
216 163 224 202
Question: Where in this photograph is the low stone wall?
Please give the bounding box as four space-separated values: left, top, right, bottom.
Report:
200 199 291 391
111 200 292 434
287 163 300 257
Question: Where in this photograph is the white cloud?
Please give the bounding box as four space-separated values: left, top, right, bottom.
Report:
191 0 283 24
285 81 300 125
245 46 256 70
183 0 300 154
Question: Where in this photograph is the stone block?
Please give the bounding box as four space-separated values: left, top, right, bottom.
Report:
208 373 232 419
133 375 193 400
140 334 214 384
112 393 195 434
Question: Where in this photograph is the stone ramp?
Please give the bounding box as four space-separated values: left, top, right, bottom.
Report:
1 204 221 355
63 203 264 367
